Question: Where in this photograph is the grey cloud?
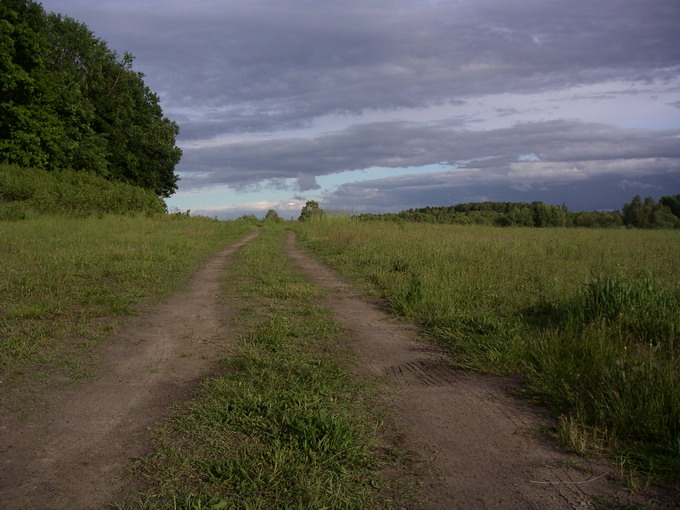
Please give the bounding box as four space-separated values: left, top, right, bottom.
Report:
44 0 680 135
296 174 320 191
177 119 680 190
321 170 680 213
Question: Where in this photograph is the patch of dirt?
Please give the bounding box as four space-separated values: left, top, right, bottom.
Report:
284 232 673 509
0 231 259 510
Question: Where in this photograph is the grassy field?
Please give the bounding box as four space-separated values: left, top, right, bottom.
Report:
123 226 388 509
0 214 254 409
296 219 680 486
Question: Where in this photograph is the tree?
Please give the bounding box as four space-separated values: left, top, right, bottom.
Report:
298 200 326 221
508 206 535 227
531 202 566 227
0 1 181 197
264 209 281 222
659 194 680 219
622 195 680 229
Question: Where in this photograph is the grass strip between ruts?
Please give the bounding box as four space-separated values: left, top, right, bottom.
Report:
122 226 390 509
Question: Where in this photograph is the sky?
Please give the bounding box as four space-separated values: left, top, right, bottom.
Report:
41 0 680 219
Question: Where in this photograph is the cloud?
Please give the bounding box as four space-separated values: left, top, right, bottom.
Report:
39 0 680 214
43 0 680 137
296 174 321 191
176 119 680 191
191 198 307 220
618 179 662 190
320 167 680 213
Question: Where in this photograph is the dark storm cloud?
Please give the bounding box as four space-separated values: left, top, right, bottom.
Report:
321 168 680 213
177 120 680 190
44 0 680 136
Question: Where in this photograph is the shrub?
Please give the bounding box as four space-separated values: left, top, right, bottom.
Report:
0 164 166 218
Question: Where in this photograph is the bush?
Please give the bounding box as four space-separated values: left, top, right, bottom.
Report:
0 201 33 221
0 164 166 218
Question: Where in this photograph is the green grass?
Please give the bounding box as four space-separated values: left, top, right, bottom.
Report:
296 219 680 486
0 163 166 217
0 214 254 408
123 226 388 509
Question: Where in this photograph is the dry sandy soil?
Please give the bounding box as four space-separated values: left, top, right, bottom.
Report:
0 230 675 509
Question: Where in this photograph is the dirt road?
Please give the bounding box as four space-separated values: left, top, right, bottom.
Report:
284 231 661 509
0 229 670 509
0 231 259 509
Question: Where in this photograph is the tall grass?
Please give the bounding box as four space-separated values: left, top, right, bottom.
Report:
0 163 165 218
296 219 680 484
0 215 254 408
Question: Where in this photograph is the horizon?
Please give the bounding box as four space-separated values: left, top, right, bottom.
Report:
40 0 680 219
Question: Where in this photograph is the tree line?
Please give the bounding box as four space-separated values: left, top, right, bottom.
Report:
1 0 181 197
352 194 680 229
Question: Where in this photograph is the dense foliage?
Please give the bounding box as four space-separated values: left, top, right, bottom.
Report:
0 0 181 197
0 163 165 218
622 194 680 229
355 194 680 229
298 200 326 222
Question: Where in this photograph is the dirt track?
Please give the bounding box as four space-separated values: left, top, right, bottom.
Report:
0 231 259 509
0 230 671 509
284 231 663 509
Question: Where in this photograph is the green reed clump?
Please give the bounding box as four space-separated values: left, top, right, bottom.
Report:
580 272 679 350
524 271 680 479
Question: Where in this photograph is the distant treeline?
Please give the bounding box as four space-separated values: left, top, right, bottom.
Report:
354 194 680 229
1 0 181 197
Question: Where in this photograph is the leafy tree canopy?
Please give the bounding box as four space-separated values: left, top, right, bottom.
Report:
0 0 181 197
622 195 680 229
264 209 281 222
298 200 326 222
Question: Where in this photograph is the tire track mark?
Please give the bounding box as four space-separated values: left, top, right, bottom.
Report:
284 231 642 510
0 231 260 510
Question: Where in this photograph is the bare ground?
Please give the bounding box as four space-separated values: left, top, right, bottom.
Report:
283 231 674 509
0 231 259 510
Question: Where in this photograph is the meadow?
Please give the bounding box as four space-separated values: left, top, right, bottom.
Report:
296 219 680 485
0 214 254 408
2 162 678 493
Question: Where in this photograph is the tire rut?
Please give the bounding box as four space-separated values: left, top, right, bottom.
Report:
0 231 259 510
284 231 652 510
